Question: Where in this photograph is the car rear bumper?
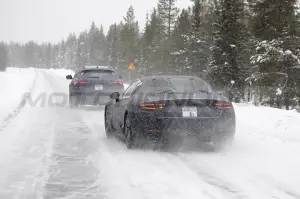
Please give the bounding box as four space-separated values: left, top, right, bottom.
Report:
128 111 235 144
70 86 124 95
69 86 123 105
70 92 112 105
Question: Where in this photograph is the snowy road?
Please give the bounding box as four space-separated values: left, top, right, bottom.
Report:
0 69 299 199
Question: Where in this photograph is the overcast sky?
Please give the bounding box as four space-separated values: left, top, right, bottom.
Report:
0 0 191 43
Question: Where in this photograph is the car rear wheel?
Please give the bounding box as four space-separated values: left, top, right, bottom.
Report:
124 116 136 149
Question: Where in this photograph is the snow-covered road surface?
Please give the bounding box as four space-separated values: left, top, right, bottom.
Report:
0 69 299 199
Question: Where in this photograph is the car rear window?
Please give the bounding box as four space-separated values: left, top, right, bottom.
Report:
80 70 116 79
140 77 212 94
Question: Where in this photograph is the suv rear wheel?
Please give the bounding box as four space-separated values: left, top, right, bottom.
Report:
69 94 80 108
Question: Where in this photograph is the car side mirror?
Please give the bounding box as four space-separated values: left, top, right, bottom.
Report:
66 75 73 80
110 92 120 100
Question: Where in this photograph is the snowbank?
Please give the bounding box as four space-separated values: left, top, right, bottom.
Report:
48 68 75 79
0 67 36 122
234 103 300 143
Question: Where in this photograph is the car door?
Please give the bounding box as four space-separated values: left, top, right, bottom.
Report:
114 80 140 132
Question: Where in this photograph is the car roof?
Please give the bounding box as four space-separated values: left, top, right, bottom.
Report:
78 65 115 72
137 75 205 82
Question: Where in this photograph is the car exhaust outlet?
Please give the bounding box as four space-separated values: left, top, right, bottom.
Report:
146 132 160 140
154 133 160 140
146 133 154 139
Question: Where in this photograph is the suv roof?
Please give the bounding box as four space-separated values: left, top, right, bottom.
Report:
74 66 115 74
81 65 115 71
138 75 205 82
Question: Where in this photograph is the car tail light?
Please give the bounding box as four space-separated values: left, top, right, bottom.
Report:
215 103 232 109
140 103 165 110
74 81 88 86
111 81 124 86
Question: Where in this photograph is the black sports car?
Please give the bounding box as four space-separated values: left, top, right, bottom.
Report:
105 75 236 151
66 66 124 107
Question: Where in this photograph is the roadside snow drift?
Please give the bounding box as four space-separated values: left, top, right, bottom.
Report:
0 67 36 123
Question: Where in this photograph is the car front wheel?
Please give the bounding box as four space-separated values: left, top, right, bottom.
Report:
105 109 114 138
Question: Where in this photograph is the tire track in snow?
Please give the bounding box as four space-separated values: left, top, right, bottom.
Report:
283 190 300 199
0 70 38 132
42 113 103 199
0 70 62 198
38 71 104 199
164 153 248 199
175 152 300 199
0 104 57 198
254 173 300 199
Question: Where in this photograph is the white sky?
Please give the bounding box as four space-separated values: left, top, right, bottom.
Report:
0 0 191 43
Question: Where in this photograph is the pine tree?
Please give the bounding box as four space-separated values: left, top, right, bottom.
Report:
250 0 300 109
64 33 77 69
71 36 78 69
124 6 135 27
189 0 212 75
119 6 139 73
87 22 107 66
251 0 297 41
44 43 53 68
58 40 66 68
172 0 214 77
137 11 152 75
75 32 89 69
145 8 167 74
87 22 97 65
24 41 38 68
171 9 192 74
52 44 60 68
157 0 180 37
191 0 201 33
106 23 120 68
0 42 8 71
207 0 247 102
96 25 108 65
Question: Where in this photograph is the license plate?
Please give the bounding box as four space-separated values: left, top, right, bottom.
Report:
182 107 197 117
95 85 103 91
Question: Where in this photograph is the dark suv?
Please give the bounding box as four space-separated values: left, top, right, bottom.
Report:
66 66 124 107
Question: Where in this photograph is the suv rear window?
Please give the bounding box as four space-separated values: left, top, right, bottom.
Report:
79 70 116 79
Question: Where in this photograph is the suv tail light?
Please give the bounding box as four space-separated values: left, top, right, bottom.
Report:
140 103 165 110
74 81 88 86
111 81 124 86
215 103 232 109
